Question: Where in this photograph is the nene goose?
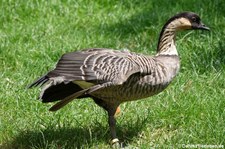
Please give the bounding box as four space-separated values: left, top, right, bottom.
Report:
28 12 209 145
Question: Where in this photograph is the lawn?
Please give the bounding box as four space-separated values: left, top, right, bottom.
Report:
0 0 224 148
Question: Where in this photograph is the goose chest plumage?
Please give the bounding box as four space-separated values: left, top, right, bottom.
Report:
28 12 209 145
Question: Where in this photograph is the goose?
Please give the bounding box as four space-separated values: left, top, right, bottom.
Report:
28 12 209 145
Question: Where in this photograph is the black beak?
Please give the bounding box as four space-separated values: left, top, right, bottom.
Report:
197 22 210 31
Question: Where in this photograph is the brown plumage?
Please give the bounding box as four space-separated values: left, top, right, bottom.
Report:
28 12 209 145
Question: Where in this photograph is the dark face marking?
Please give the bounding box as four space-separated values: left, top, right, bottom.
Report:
179 12 209 31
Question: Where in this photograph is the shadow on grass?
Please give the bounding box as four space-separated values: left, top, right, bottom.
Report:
2 116 150 149
101 9 159 37
3 127 105 149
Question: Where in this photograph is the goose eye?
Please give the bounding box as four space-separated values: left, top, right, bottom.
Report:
192 17 197 22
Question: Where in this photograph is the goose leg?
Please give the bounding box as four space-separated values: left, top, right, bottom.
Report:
92 98 120 146
108 108 120 147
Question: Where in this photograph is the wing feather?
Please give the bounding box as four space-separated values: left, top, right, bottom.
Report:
47 48 142 85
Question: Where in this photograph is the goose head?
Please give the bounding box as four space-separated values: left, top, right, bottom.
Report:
164 11 210 31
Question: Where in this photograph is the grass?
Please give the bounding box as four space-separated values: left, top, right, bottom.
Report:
0 0 224 148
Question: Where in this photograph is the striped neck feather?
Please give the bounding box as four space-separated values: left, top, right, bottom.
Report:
157 18 189 56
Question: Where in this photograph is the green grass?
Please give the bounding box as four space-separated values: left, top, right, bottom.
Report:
0 0 224 148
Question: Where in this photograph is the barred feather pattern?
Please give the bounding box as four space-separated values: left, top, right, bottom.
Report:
90 54 180 104
30 47 180 105
47 49 144 85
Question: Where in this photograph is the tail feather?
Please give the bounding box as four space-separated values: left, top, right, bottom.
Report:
28 75 88 103
28 75 49 88
41 82 84 103
49 82 113 111
49 88 89 111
